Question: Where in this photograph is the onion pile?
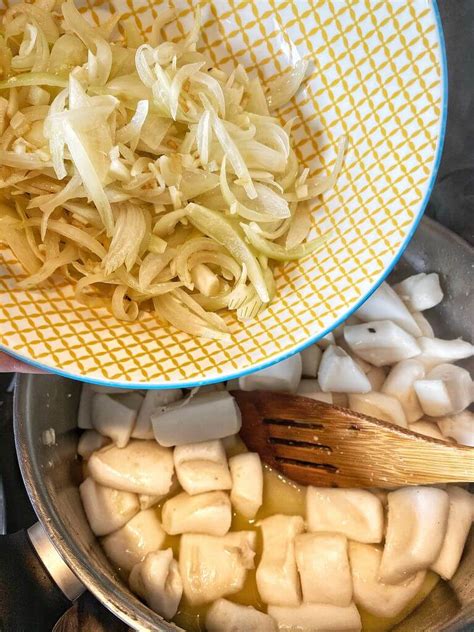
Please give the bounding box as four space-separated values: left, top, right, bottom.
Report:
0 0 345 338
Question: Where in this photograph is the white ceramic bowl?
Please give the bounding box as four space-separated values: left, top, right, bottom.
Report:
0 0 446 387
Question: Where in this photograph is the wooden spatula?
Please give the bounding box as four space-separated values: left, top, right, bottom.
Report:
232 391 474 489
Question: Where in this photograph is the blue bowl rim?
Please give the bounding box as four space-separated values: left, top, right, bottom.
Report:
0 0 448 390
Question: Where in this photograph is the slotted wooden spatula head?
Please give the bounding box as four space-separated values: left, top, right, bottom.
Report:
232 391 474 489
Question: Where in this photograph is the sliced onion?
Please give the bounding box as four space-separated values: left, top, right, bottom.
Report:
0 5 346 335
267 58 309 110
192 71 225 118
48 33 87 75
188 251 241 281
219 157 280 223
242 223 332 262
122 20 142 49
24 217 107 258
285 202 312 248
153 209 188 237
169 62 205 120
135 45 156 88
5 4 59 43
205 100 256 199
238 138 287 173
251 114 290 158
43 88 68 180
138 250 176 288
150 9 176 46
196 109 212 165
18 243 78 288
36 174 81 239
0 73 68 91
63 122 114 236
111 284 139 321
153 293 228 340
185 203 269 303
285 136 348 202
173 287 228 332
116 99 149 150
102 204 146 274
174 237 223 288
151 62 172 116
0 206 42 274
245 78 269 115
0 149 51 170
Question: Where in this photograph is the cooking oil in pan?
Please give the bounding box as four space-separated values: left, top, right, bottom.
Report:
170 445 439 632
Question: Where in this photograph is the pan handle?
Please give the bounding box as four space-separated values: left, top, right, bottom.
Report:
0 522 84 630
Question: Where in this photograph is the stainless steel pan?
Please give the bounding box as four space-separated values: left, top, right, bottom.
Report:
2 217 473 631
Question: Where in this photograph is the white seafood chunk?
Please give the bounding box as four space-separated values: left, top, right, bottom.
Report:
437 410 474 446
229 452 263 519
338 339 373 374
301 345 322 377
77 430 110 460
394 273 443 312
355 282 421 336
238 354 302 393
133 389 183 440
411 311 434 338
348 392 408 427
138 475 180 510
129 549 183 619
174 440 231 495
418 337 474 368
317 332 336 349
409 421 445 440
78 384 94 429
414 364 472 417
88 440 174 496
431 486 474 580
318 346 371 393
91 393 136 448
79 477 139 536
102 508 166 572
381 359 426 422
114 392 144 411
297 380 333 403
344 321 420 367
379 487 449 584
349 542 426 618
152 392 241 447
139 495 161 510
206 599 277 632
162 491 231 536
333 315 361 339
295 533 352 606
179 531 256 605
267 603 361 632
256 514 304 606
306 488 383 543
366 366 386 391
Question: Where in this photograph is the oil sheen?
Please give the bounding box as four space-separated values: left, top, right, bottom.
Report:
152 438 439 631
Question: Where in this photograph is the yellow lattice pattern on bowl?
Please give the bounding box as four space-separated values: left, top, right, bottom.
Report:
0 0 444 386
